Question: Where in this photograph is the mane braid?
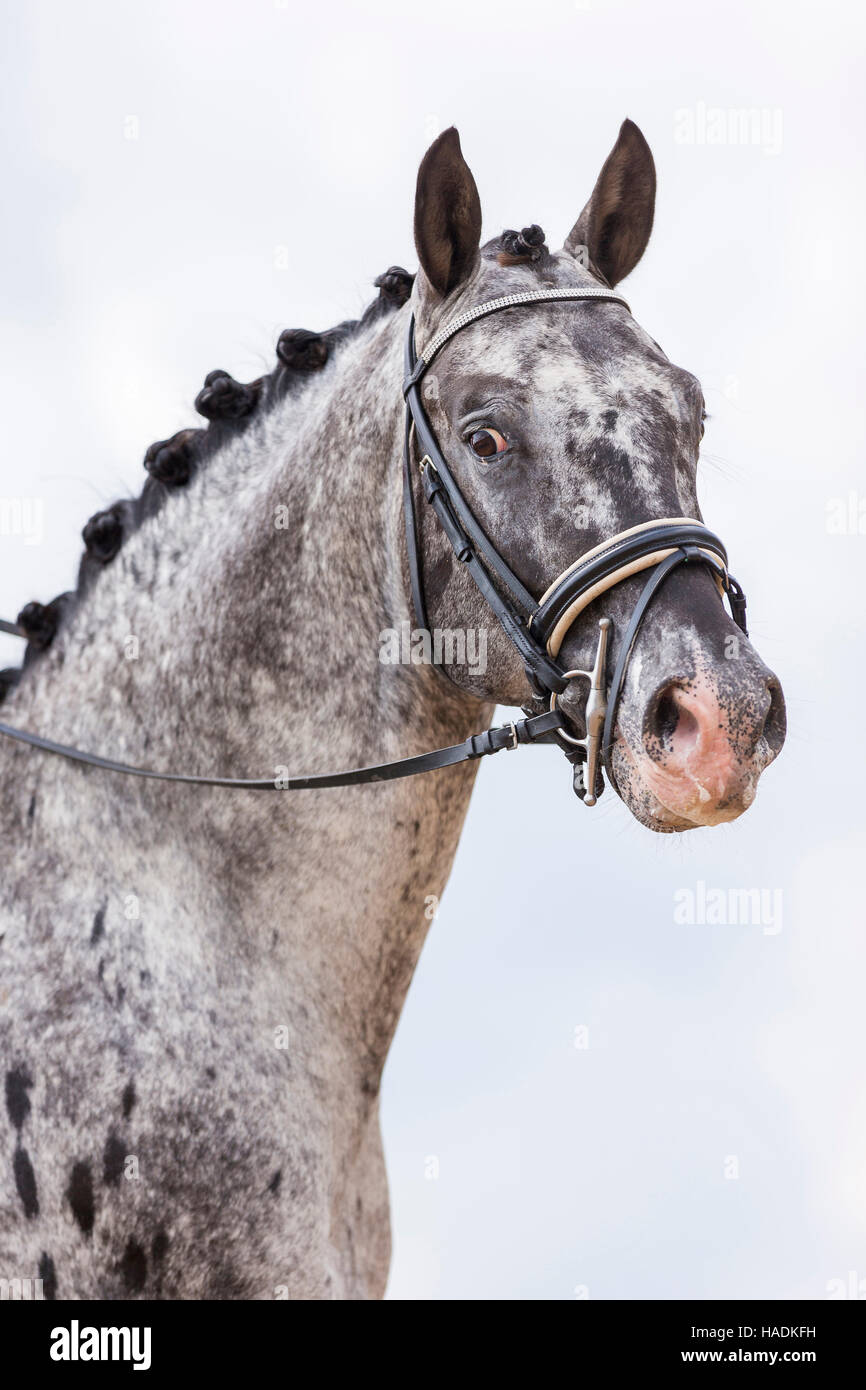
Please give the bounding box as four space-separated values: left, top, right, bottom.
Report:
492 224 549 267
0 265 414 701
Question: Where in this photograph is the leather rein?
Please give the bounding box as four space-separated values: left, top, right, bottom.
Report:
0 287 748 803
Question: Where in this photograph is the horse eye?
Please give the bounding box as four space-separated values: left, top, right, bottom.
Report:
469 428 508 459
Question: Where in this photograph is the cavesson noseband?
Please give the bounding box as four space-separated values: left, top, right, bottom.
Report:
0 287 747 804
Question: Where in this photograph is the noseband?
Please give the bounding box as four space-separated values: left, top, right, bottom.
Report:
0 287 747 804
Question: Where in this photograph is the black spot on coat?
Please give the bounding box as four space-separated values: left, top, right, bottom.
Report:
121 1082 137 1119
39 1253 57 1300
103 1132 126 1186
90 903 106 944
5 1066 33 1131
67 1161 95 1236
120 1238 147 1293
14 1147 39 1218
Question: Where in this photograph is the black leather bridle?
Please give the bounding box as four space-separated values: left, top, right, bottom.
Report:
0 287 747 803
401 287 747 802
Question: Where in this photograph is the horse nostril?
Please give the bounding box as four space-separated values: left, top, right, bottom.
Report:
654 689 679 746
760 678 787 754
648 684 698 755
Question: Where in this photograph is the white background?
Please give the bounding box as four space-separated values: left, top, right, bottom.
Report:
1 0 863 1299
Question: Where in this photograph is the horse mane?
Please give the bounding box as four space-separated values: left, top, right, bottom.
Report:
488 224 549 267
0 225 553 703
0 265 416 703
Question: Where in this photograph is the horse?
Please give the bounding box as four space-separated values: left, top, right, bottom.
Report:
0 120 785 1299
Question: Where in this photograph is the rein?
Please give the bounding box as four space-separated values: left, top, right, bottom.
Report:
0 288 748 804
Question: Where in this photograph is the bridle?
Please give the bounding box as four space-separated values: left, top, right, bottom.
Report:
401 286 747 803
0 287 748 803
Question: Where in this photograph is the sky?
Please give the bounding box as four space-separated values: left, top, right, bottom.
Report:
0 0 864 1300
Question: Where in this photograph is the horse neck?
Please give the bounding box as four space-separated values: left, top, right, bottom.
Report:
1 304 488 1072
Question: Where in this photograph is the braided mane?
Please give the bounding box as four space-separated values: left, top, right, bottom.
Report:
0 266 415 703
1 226 552 703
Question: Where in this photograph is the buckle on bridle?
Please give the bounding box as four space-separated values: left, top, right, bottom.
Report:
548 617 611 807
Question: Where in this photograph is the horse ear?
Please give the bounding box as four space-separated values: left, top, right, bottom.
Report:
414 127 482 297
565 119 656 286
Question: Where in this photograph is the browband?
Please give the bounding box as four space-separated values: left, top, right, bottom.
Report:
405 286 630 384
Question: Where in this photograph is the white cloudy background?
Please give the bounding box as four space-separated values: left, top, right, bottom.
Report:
0 0 863 1300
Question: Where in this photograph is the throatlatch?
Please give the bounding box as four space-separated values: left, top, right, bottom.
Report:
0 288 748 802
